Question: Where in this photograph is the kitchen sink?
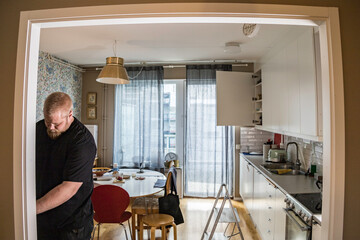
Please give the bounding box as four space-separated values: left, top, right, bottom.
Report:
261 163 295 169
260 162 305 175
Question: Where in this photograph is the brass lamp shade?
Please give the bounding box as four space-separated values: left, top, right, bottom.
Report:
96 57 130 84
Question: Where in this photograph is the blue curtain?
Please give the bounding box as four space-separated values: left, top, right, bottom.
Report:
185 65 234 197
113 66 164 169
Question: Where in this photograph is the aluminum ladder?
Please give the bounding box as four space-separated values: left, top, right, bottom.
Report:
201 184 244 240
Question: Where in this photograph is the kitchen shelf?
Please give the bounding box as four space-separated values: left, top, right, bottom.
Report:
253 69 262 126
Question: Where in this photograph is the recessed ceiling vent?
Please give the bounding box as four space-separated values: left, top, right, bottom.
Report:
242 24 260 38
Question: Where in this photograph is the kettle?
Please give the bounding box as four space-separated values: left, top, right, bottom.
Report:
268 149 286 162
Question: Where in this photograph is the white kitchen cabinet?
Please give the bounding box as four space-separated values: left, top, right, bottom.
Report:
253 169 270 238
259 28 322 141
216 71 254 126
298 29 318 136
239 155 286 240
274 188 286 240
261 180 276 240
252 170 262 229
286 41 301 134
239 156 254 214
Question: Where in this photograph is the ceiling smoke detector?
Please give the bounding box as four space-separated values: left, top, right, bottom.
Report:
242 24 260 38
224 42 241 54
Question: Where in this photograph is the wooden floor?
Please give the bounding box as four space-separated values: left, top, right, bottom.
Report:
93 198 261 240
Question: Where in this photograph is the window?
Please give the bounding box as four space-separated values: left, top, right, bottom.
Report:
163 80 185 163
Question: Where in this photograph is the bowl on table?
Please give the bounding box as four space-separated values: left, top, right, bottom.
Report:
93 167 111 177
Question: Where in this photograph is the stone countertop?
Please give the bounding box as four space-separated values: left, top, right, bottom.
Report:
242 154 322 223
241 154 321 194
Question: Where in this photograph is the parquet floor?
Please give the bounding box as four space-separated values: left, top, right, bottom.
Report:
93 198 260 240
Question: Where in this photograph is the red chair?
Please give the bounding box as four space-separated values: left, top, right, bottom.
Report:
91 185 132 240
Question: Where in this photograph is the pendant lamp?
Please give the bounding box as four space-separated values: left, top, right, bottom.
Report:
96 56 130 84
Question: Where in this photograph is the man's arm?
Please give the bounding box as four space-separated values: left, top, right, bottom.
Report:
36 181 83 214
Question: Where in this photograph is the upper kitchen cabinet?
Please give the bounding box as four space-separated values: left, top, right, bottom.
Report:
259 27 322 141
216 71 253 126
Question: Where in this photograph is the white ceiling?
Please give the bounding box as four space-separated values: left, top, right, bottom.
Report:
39 23 310 67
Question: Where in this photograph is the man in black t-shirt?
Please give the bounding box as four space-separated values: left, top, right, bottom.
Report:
36 92 96 240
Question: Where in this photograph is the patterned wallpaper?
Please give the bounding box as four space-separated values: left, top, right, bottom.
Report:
36 51 82 121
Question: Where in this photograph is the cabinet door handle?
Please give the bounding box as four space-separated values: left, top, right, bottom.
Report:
265 178 277 188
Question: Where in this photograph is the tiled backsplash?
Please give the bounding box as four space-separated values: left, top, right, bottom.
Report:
284 136 323 176
240 127 323 176
240 127 274 153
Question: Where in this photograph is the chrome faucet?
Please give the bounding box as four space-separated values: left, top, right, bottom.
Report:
286 142 301 170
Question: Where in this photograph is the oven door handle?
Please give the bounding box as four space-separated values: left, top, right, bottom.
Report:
283 208 311 231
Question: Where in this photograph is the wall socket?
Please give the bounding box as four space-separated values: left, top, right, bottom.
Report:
235 144 241 150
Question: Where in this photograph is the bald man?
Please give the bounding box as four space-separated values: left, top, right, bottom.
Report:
36 92 96 240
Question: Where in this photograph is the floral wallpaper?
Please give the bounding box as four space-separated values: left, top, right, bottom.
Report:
36 51 82 121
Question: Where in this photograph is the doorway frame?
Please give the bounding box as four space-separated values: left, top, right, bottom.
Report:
14 3 344 240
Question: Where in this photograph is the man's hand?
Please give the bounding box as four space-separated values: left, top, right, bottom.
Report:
36 181 82 214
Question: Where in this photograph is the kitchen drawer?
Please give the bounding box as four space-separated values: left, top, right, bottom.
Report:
263 227 275 240
259 207 275 239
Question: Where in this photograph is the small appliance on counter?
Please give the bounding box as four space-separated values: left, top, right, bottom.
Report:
263 139 273 160
267 149 286 162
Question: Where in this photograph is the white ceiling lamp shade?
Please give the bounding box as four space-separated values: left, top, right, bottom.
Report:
242 24 260 38
224 42 241 54
96 57 130 84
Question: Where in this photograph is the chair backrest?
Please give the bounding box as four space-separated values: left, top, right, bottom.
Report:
165 166 177 195
91 185 130 223
165 171 172 195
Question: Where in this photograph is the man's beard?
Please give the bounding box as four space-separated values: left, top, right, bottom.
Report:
47 129 62 139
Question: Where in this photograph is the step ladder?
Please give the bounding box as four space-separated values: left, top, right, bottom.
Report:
201 184 244 240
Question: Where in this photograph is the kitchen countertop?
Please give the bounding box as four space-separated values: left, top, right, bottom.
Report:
241 153 322 223
241 154 321 194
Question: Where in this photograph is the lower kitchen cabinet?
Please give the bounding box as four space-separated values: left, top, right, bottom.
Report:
239 156 286 240
239 156 254 214
274 187 286 240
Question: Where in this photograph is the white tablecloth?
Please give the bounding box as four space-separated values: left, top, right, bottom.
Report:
94 169 166 198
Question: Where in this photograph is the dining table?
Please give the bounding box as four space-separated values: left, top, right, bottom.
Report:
93 168 166 198
94 168 167 240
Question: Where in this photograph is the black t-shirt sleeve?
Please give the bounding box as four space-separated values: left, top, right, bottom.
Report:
63 130 96 182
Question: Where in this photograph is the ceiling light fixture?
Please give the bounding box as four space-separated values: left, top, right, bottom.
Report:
96 40 130 84
224 42 241 54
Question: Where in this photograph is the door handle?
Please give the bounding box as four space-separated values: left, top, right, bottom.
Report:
283 208 310 231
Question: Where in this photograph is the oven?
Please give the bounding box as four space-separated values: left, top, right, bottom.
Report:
283 207 312 240
284 192 322 240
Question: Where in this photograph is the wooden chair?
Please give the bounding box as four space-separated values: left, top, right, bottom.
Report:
140 213 177 240
131 168 174 240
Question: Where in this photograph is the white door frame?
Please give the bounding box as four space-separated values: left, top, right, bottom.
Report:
14 3 344 240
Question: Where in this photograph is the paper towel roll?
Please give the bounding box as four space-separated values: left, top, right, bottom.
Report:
263 144 270 160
